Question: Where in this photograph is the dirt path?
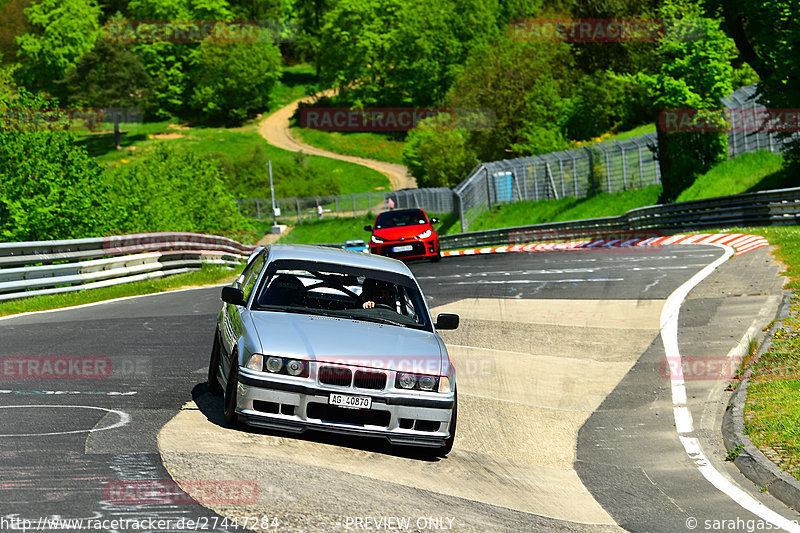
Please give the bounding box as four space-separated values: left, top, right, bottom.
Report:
258 92 416 191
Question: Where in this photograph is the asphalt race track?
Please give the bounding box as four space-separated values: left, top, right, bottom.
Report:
1 244 799 533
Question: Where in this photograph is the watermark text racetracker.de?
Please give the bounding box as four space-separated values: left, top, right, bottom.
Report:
1 355 151 380
299 107 495 132
0 514 279 531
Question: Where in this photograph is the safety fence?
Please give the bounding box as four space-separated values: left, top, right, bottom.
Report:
237 188 455 223
440 186 800 250
0 233 255 301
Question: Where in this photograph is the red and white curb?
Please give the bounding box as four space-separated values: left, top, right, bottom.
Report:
442 233 770 258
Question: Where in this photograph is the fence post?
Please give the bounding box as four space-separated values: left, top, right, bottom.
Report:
295 198 301 223
615 141 628 190
455 190 467 233
256 199 261 221
335 196 339 217
533 163 539 201
545 162 559 199
522 166 528 201
582 147 595 196
485 166 493 210
603 146 612 193
352 194 357 216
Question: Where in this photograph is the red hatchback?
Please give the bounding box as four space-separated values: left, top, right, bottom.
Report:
364 208 441 261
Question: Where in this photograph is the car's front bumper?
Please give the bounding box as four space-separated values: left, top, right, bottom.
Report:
369 238 438 260
236 371 454 448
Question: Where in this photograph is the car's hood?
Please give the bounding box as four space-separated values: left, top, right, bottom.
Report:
248 312 443 375
373 225 428 241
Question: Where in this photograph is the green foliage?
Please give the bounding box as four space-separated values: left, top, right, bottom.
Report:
104 144 250 235
15 0 102 95
0 89 113 241
623 0 737 202
402 116 478 188
563 71 649 141
448 36 573 160
62 37 152 109
714 0 800 177
190 29 282 123
319 0 499 107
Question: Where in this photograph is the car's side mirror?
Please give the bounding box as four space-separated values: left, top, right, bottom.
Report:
435 313 459 330
364 225 372 232
221 286 246 306
430 217 440 224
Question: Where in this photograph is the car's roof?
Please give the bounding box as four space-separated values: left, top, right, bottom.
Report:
265 244 414 277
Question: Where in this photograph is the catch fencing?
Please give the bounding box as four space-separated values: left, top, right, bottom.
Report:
237 187 454 222
0 232 255 301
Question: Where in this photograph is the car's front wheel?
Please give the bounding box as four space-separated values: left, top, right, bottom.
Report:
207 331 223 397
223 363 240 426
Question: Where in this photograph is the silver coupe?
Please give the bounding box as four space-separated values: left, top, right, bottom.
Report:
208 244 459 455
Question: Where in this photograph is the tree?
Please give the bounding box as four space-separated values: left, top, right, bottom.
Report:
715 0 800 178
0 88 113 241
190 29 282 124
124 0 235 118
61 36 153 149
447 36 574 160
624 0 737 202
318 0 499 107
15 0 102 96
403 116 478 188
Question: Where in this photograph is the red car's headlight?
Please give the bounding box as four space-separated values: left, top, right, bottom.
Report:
416 229 432 239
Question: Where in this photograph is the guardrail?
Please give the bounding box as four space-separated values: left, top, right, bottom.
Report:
440 187 800 250
0 232 255 301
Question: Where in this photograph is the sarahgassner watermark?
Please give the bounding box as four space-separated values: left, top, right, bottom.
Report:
0 515 279 531
686 516 800 531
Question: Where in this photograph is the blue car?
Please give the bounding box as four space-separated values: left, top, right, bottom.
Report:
344 239 369 253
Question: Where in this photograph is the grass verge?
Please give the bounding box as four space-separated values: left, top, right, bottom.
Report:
0 264 239 318
718 225 800 481
292 128 405 164
466 185 662 232
676 151 786 202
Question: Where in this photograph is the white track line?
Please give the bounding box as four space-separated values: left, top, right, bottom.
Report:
661 243 800 532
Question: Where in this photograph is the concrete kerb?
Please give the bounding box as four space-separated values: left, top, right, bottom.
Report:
722 290 800 512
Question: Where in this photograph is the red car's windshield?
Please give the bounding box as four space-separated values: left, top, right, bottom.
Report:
375 209 428 230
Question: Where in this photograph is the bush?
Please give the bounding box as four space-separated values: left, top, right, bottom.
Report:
0 89 113 241
104 144 251 235
403 117 478 188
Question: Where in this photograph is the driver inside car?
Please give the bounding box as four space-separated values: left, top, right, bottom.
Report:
360 278 395 309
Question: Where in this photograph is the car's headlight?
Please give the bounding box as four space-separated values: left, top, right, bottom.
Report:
395 372 443 392
397 373 417 389
416 229 432 239
371 235 384 244
266 357 282 373
285 359 305 376
256 355 309 378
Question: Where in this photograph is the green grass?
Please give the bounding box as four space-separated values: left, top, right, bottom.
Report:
466 185 662 232
676 151 787 202
267 63 318 113
0 264 239 318
608 123 656 142
292 128 406 164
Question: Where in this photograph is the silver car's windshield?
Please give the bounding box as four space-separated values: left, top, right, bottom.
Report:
252 260 431 330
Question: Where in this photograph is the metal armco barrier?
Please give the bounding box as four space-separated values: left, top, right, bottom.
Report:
0 232 256 301
440 187 800 250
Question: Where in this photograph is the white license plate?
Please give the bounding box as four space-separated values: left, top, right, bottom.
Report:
329 393 372 409
392 245 413 252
